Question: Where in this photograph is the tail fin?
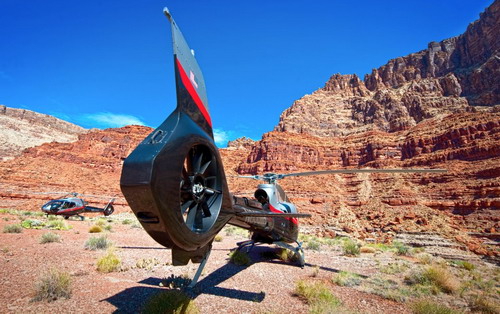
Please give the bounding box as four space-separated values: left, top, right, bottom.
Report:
164 7 212 137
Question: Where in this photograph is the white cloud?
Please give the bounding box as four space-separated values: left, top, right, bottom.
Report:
213 128 229 147
81 112 146 128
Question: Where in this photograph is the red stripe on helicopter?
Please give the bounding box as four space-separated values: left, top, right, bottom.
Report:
175 58 212 127
57 206 85 214
269 204 298 225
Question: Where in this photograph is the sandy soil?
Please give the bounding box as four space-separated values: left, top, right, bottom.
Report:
0 211 419 314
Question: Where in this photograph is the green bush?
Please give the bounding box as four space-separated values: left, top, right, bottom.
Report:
214 234 223 242
410 299 460 314
84 235 112 250
332 271 362 287
141 289 199 314
122 219 133 225
40 232 61 244
229 250 251 266
294 280 341 311
306 240 321 251
3 224 23 233
96 249 121 273
88 225 103 233
46 219 71 230
405 265 459 294
343 239 360 256
32 268 72 302
393 241 411 256
22 219 46 229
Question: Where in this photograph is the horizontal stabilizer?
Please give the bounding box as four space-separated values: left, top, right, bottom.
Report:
235 211 311 218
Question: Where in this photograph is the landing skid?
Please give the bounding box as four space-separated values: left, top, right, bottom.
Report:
275 241 305 268
236 239 305 267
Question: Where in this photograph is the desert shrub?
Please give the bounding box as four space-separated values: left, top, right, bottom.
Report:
393 241 411 256
469 294 500 314
141 289 199 314
450 260 475 271
96 249 121 273
122 218 133 225
88 225 103 233
223 226 249 237
306 240 321 251
84 235 111 250
276 248 296 263
343 239 360 256
228 250 251 266
21 219 45 229
405 265 459 294
410 299 460 314
214 234 223 242
104 224 112 232
365 276 411 302
332 271 362 287
365 242 393 252
380 262 409 275
360 246 377 253
46 219 71 230
95 218 107 227
294 280 341 312
416 253 433 265
32 268 72 302
136 258 162 270
161 274 192 289
40 232 61 244
3 223 22 233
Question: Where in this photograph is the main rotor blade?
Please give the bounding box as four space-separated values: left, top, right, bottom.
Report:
281 169 447 179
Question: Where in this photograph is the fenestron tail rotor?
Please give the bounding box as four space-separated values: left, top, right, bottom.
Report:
180 145 222 233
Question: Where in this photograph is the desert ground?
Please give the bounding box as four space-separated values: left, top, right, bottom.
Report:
0 210 498 313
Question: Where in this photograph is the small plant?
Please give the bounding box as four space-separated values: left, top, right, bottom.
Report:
393 241 411 256
229 250 251 266
96 249 121 273
311 265 320 277
332 271 362 287
405 265 459 294
380 262 409 274
95 218 107 227
21 219 45 229
276 248 296 263
294 280 341 311
360 246 377 253
104 224 113 232
46 219 71 230
84 235 112 250
450 260 475 271
141 289 199 314
343 239 360 256
416 253 433 265
214 234 223 242
32 268 72 302
88 225 103 233
122 219 133 225
161 274 192 289
223 226 249 237
3 223 23 233
40 232 61 244
410 298 460 314
469 293 500 314
306 240 321 251
136 258 162 270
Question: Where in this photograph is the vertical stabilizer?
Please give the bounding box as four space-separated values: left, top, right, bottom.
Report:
164 7 212 137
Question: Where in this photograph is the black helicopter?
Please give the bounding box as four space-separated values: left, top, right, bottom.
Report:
120 7 445 288
41 192 115 220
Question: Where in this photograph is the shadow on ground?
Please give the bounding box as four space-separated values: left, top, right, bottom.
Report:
102 244 364 312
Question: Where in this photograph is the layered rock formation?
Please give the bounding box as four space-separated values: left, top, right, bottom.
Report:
0 105 87 161
231 1 500 257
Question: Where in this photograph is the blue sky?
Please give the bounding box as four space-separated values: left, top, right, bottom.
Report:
0 0 493 146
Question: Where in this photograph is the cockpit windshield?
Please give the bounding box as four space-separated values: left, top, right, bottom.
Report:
42 200 63 210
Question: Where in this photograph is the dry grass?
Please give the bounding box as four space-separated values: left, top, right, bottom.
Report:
32 268 72 302
141 289 199 314
96 249 121 273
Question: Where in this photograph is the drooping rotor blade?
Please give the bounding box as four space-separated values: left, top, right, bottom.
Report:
280 169 447 179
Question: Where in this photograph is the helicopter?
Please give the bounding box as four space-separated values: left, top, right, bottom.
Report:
120 7 446 288
41 192 115 220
